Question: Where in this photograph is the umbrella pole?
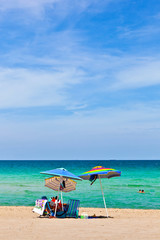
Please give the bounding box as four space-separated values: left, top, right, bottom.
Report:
54 189 59 217
61 191 64 211
60 176 64 211
54 199 58 217
98 175 109 218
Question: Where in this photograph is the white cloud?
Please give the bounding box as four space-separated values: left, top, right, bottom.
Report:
1 53 160 109
0 0 56 11
0 0 110 13
119 25 160 39
0 67 82 108
110 58 160 90
0 0 118 20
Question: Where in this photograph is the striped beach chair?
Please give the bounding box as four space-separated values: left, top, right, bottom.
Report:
66 199 80 218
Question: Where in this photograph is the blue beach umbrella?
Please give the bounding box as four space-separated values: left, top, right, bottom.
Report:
79 166 121 217
41 168 82 216
41 168 82 181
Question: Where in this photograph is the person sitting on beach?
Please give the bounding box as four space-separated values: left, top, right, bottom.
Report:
49 197 56 208
50 196 55 202
49 196 62 211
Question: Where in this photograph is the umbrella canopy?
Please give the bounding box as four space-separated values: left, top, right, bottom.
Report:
79 166 121 217
41 167 82 181
80 166 121 181
45 176 77 193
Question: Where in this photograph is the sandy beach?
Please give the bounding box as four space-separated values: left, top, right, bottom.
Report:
0 206 160 240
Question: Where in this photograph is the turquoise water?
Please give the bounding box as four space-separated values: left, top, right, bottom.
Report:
0 160 160 209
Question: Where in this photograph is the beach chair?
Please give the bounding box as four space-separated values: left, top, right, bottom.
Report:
33 199 55 217
66 199 80 218
33 199 48 216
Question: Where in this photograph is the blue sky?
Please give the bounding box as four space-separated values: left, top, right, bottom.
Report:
0 0 160 160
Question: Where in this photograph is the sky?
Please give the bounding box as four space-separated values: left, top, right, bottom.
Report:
0 0 160 160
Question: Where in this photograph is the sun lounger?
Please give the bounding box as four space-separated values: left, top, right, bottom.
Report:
66 199 80 218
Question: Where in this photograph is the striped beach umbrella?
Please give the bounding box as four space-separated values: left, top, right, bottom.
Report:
79 166 121 217
45 176 77 193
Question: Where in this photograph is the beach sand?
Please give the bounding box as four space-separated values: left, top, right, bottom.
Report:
0 206 160 240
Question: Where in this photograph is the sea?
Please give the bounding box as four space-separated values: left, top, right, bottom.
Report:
0 160 160 209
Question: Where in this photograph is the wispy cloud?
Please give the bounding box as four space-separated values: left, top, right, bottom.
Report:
1 48 160 110
110 57 160 90
0 0 115 19
0 65 85 108
119 25 160 39
0 0 56 12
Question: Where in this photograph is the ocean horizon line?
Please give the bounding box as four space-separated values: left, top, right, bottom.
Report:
0 159 160 161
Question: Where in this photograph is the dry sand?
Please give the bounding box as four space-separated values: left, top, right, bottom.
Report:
0 206 160 240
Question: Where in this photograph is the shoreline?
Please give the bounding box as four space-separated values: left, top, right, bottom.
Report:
0 205 159 210
0 206 160 240
1 205 160 209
